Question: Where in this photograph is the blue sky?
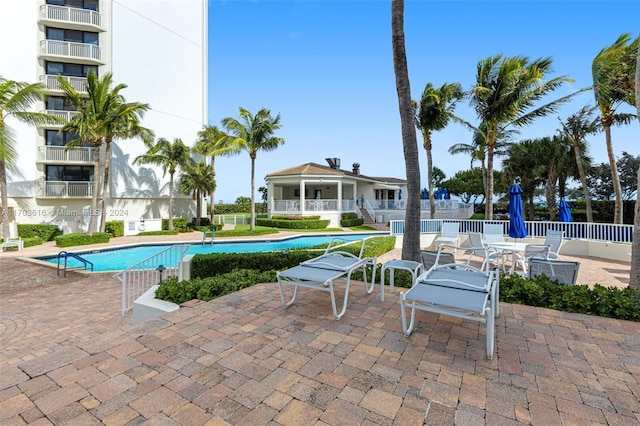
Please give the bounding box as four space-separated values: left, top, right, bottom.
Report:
208 0 639 203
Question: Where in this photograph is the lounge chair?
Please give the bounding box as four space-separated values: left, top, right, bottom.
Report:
467 232 503 272
276 237 377 319
544 230 564 259
528 258 580 285
0 222 24 253
420 250 455 272
400 244 500 359
435 222 460 250
482 223 505 245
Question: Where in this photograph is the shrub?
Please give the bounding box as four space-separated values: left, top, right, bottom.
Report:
213 226 279 237
137 230 180 236
256 217 329 229
104 221 124 237
271 215 321 220
340 218 364 227
55 232 110 248
190 217 211 226
17 224 62 241
341 212 358 220
23 237 44 248
162 217 188 232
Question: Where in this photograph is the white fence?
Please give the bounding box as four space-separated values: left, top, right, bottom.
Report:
113 245 189 316
390 219 634 243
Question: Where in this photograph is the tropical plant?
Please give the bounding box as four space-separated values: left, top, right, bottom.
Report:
178 160 215 226
470 54 578 220
221 107 284 231
134 138 191 231
592 33 639 223
0 77 64 240
413 82 465 219
502 140 545 221
391 0 421 262
558 105 599 222
58 72 152 234
195 125 234 220
632 39 640 291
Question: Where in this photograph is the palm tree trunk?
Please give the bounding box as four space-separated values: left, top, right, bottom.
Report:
392 0 421 262
0 160 10 241
486 143 495 220
195 190 202 226
168 172 174 231
87 147 101 235
425 134 435 219
546 173 558 221
250 155 256 231
209 156 215 222
99 141 112 233
630 47 640 291
604 124 623 223
573 143 593 222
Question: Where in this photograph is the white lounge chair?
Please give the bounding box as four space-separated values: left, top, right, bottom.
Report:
528 258 580 285
0 222 23 253
420 249 455 272
544 230 564 259
435 222 460 250
400 245 500 359
467 232 503 272
276 237 377 319
482 223 505 245
513 244 550 276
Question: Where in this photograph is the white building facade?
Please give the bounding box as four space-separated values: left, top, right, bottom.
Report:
0 0 207 234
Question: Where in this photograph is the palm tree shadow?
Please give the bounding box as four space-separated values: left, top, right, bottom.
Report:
121 167 167 218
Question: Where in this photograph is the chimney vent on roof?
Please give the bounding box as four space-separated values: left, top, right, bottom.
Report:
326 158 341 169
352 162 360 175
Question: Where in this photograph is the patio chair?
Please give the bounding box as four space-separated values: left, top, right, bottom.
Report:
513 244 550 276
0 222 23 253
482 223 505 244
435 222 460 250
420 249 455 272
528 258 580 285
544 230 564 259
276 237 377 319
400 245 500 359
467 232 503 272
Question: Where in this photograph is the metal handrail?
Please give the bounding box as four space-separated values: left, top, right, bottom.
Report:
57 251 94 277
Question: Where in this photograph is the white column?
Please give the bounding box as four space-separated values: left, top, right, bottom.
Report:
300 180 306 216
338 181 343 214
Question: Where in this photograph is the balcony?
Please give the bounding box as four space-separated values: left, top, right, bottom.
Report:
40 40 103 64
40 110 78 127
39 4 103 31
37 146 94 164
41 74 87 94
37 180 93 198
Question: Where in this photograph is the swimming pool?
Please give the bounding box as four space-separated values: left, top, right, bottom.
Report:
37 233 379 272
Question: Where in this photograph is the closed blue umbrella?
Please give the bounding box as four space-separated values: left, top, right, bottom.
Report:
443 188 449 199
436 188 443 200
508 183 528 239
422 188 428 199
558 199 572 222
398 189 402 200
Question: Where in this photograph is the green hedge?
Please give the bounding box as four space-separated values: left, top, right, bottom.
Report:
162 217 188 232
256 218 329 229
55 232 110 248
17 224 62 241
271 215 321 220
341 218 364 227
137 230 180 236
104 221 124 237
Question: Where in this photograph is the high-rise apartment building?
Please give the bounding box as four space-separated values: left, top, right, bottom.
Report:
0 0 207 233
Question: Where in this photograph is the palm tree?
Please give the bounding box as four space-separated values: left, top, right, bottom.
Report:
0 77 64 239
535 136 573 221
58 72 152 234
470 55 578 220
178 160 215 226
221 107 284 231
503 140 545 220
592 33 638 224
558 105 599 222
413 82 464 219
391 0 421 262
195 125 234 221
631 44 640 291
134 138 191 231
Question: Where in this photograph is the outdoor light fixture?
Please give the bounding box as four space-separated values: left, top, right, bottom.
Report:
156 264 166 283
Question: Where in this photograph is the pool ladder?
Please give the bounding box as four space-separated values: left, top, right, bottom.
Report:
202 228 215 245
57 251 94 277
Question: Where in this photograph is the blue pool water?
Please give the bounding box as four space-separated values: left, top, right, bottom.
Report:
38 233 378 272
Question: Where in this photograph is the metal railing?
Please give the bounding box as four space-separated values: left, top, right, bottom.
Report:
57 251 94 277
113 245 189 316
389 219 634 243
38 180 92 197
40 40 102 62
38 146 93 163
43 109 78 121
40 4 102 28
41 74 87 93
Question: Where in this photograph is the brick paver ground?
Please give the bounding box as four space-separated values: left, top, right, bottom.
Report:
1 235 638 425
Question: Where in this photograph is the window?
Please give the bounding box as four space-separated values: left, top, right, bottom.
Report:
46 0 99 11
46 61 98 77
45 130 77 146
46 27 99 45
46 165 93 181
46 96 75 111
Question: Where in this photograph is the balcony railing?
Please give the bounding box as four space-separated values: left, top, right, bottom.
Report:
38 180 93 198
40 40 102 62
38 146 94 163
40 4 102 29
41 74 87 93
43 110 79 122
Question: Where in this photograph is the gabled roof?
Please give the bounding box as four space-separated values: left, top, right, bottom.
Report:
266 162 407 184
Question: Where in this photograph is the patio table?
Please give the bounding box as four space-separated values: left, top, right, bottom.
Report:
489 242 527 274
380 259 423 301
